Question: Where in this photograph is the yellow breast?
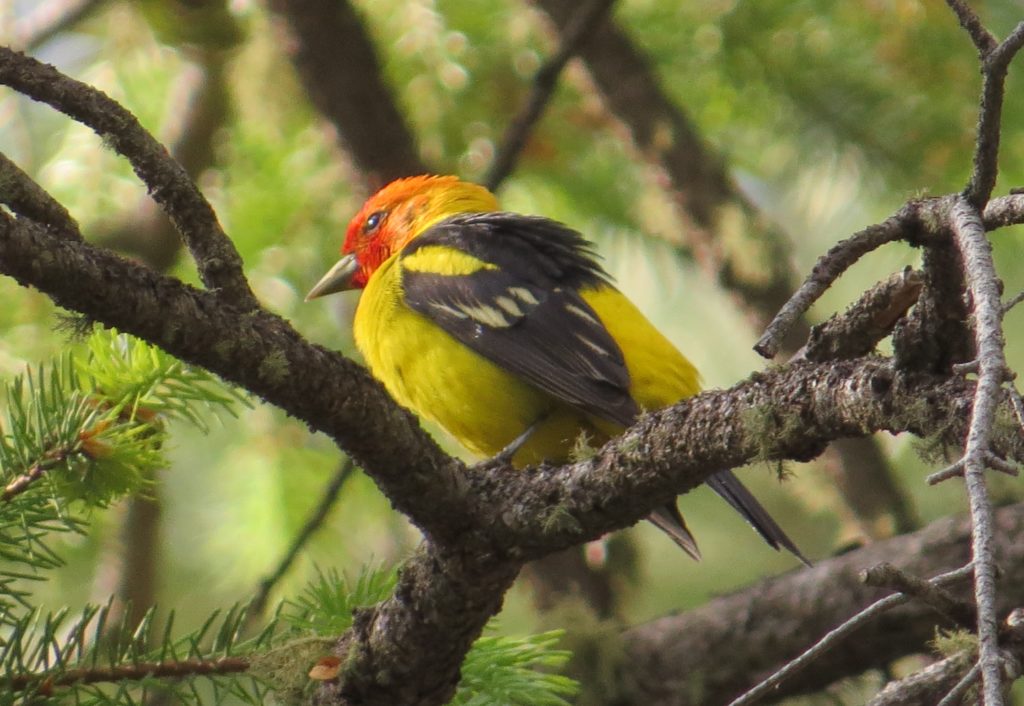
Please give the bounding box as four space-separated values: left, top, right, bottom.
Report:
354 255 700 466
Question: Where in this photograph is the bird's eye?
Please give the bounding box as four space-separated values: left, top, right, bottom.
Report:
363 211 386 233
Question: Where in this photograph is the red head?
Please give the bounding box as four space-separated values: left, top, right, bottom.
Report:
306 175 498 299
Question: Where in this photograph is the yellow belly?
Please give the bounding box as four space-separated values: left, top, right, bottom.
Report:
353 255 700 466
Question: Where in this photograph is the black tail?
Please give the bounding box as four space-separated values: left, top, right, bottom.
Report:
705 469 810 566
647 503 701 561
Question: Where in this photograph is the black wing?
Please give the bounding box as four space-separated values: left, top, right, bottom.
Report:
400 212 639 427
402 213 808 564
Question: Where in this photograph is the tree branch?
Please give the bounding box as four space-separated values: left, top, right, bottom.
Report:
947 196 1010 704
0 47 257 309
755 207 917 359
11 656 250 692
3 200 1023 702
0 151 82 240
615 503 1024 705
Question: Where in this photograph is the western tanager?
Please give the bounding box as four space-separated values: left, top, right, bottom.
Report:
308 175 804 562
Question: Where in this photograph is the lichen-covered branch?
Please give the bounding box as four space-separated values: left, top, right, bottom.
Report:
2 200 1022 703
614 504 1024 706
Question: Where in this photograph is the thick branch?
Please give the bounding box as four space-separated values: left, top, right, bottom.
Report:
615 503 1024 706
2 207 1020 704
0 151 82 240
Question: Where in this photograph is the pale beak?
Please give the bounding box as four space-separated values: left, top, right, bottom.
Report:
305 254 359 301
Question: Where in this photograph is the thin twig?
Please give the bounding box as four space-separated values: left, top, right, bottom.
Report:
927 452 1020 485
861 562 976 630
248 457 356 621
949 197 1008 705
483 0 616 191
2 452 71 502
726 564 975 706
2 462 51 502
936 662 982 706
944 0 997 54
962 18 1024 207
952 360 980 375
9 656 250 692
867 651 977 706
754 208 912 358
982 192 1024 229
12 0 106 50
0 47 258 310
1002 289 1024 313
1009 385 1024 434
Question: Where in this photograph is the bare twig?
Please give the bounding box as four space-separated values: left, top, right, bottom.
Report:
755 209 912 359
936 662 983 706
963 19 1024 207
10 656 250 692
726 564 975 706
927 452 1020 485
944 0 997 54
983 192 1024 229
248 458 356 621
0 47 257 310
949 197 1008 705
867 652 978 706
952 360 981 375
797 268 923 363
861 562 976 630
1009 385 1024 434
2 459 55 502
484 0 616 191
1003 289 1024 313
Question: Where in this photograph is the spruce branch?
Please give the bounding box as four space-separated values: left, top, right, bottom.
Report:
755 209 912 359
860 562 976 631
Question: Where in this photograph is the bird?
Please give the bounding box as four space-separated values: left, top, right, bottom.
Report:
307 174 805 563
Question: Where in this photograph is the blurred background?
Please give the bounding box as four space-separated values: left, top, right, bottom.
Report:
2 0 1024 702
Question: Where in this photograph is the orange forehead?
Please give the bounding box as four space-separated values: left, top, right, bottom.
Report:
361 175 462 212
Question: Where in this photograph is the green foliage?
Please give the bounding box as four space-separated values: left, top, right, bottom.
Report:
280 564 397 637
453 629 578 706
0 329 267 703
0 599 280 706
275 566 580 705
931 627 978 658
80 331 249 434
